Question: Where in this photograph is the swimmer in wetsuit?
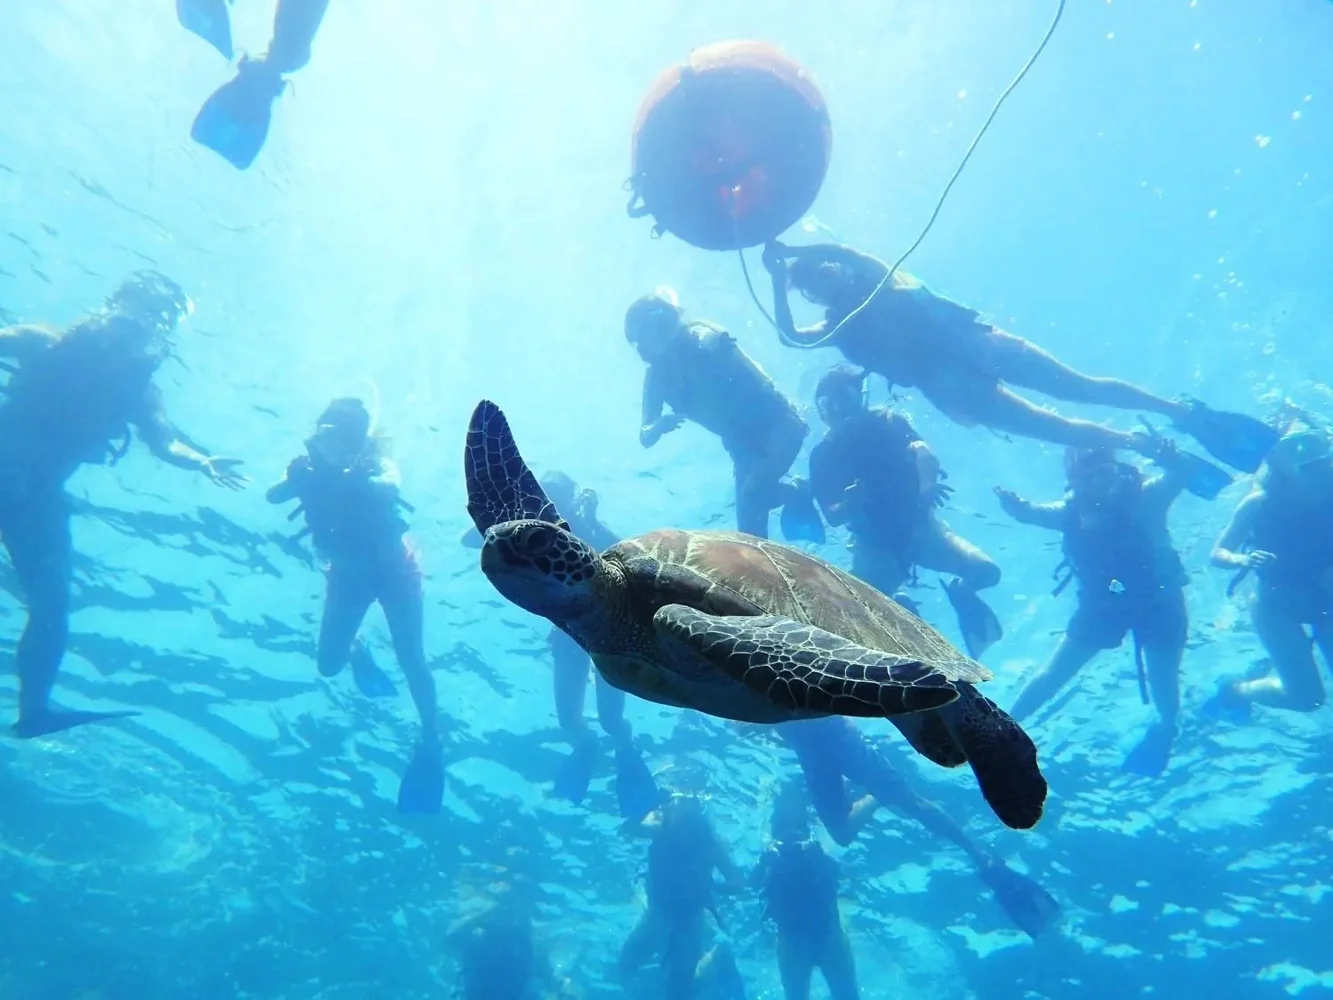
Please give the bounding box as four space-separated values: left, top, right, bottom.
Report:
0 272 247 737
462 472 659 818
808 364 1003 656
777 717 1060 938
756 781 860 1000
267 398 443 814
1209 422 1333 716
626 289 810 539
998 442 1195 776
762 241 1276 474
620 793 748 1000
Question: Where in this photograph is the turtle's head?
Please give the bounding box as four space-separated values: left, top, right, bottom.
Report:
480 519 602 621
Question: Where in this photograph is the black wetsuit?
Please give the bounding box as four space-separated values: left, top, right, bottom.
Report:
459 911 540 1000
808 407 922 555
1060 491 1187 651
280 453 423 680
1250 466 1333 622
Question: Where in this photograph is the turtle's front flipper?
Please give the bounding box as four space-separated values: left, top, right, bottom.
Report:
464 401 569 533
942 684 1047 830
654 605 959 718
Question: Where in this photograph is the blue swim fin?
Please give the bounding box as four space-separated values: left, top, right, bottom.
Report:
13 708 140 739
553 738 597 804
615 743 662 822
779 478 826 544
397 742 444 815
177 0 234 59
349 641 397 698
1173 398 1278 474
1176 450 1234 502
978 860 1062 938
943 580 1003 659
1121 722 1173 778
190 57 287 170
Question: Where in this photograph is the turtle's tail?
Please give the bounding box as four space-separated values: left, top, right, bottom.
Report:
943 683 1048 830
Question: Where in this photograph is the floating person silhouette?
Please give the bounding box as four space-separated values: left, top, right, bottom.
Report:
446 882 581 1000
997 441 1197 776
185 0 331 169
0 272 247 737
755 780 862 1000
761 240 1275 479
266 397 444 815
462 471 659 820
1209 422 1333 718
777 718 1061 937
806 363 1003 658
625 288 816 540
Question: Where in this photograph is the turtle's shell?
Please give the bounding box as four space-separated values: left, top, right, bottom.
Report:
608 528 990 684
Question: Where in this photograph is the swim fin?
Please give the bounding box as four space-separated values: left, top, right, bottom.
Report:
779 478 826 545
397 742 444 815
614 743 662 822
177 0 234 59
943 579 1003 659
1173 398 1278 474
349 641 397 698
1175 449 1234 502
978 860 1061 938
553 738 597 804
1121 722 1173 777
13 708 140 739
190 56 287 170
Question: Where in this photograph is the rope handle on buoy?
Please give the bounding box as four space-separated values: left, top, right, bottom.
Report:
750 0 1068 350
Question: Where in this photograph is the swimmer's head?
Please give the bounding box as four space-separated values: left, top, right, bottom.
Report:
1065 447 1142 504
625 288 684 362
769 780 812 844
100 271 193 361
815 364 868 427
538 470 578 515
310 397 372 468
789 258 851 309
1266 421 1331 479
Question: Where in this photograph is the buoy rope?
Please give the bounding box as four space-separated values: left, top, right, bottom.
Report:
756 0 1068 350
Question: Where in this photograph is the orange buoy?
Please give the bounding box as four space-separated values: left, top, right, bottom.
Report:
628 41 832 252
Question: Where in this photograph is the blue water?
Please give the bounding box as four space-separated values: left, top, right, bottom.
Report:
2 1 1332 997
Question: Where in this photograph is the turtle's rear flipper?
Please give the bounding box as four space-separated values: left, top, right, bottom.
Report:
654 605 960 718
464 401 569 533
943 684 1047 830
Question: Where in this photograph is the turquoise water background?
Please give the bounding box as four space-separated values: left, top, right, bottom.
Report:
1 1 1332 997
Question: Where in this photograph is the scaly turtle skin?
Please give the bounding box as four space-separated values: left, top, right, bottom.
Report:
464 400 1046 830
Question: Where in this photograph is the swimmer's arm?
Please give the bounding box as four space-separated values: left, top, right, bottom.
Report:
709 826 744 890
638 368 676 448
133 396 214 474
1211 490 1263 569
621 808 663 839
908 440 942 498
266 456 309 504
767 266 829 345
368 456 401 490
0 324 58 365
994 489 1066 530
779 242 888 280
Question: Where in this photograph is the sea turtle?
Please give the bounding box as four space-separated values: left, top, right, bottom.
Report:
464 401 1046 830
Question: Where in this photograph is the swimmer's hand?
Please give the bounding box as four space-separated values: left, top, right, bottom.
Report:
204 457 249 491
642 412 685 447
923 480 955 508
1245 550 1277 570
993 486 1027 518
761 241 789 275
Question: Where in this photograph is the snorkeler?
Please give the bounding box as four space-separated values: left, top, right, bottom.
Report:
997 441 1196 776
756 781 861 1000
1208 422 1333 716
446 884 580 1000
462 472 659 819
185 0 331 169
0 272 247 737
761 240 1276 475
777 718 1060 938
626 289 818 541
620 793 748 1000
808 363 1003 657
266 398 443 814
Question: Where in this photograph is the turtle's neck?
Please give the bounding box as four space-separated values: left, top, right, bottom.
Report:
561 557 629 653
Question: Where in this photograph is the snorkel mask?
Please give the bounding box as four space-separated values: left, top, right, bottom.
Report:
624 287 683 357
815 365 868 425
1267 423 1331 476
309 398 372 470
